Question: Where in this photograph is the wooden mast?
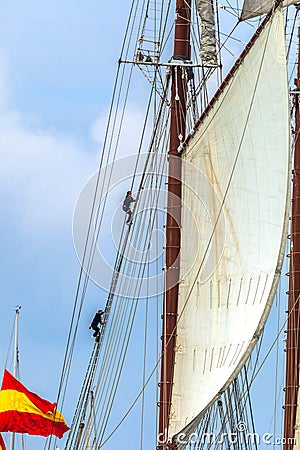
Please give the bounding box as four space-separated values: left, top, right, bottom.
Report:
158 0 191 447
284 26 300 450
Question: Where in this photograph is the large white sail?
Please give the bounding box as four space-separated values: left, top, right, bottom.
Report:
169 8 290 438
241 0 297 20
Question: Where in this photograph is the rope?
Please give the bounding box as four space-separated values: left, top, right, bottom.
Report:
51 2 297 450
94 10 289 448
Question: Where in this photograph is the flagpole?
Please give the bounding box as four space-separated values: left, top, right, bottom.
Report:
10 306 21 450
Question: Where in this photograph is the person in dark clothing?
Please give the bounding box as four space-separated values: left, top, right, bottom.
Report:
122 191 136 224
89 310 105 337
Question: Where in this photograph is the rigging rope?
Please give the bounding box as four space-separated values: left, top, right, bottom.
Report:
50 2 297 450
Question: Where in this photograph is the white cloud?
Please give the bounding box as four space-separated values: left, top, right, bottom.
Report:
0 74 98 238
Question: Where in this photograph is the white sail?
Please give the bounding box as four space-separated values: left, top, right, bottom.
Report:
169 8 290 438
241 0 297 20
196 0 218 67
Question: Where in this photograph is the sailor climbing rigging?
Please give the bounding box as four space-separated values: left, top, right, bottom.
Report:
122 191 136 224
89 309 105 339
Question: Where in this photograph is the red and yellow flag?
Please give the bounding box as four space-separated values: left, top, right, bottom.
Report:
0 370 69 438
0 434 6 450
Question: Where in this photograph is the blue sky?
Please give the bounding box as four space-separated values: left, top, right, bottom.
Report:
0 2 133 448
0 2 128 136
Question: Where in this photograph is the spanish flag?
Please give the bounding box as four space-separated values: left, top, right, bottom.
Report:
0 370 69 438
0 434 6 450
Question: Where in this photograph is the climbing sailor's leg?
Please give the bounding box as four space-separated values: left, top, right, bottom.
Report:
126 209 132 224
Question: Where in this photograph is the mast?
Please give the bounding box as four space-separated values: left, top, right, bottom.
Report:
284 25 300 450
10 306 21 450
158 0 191 446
